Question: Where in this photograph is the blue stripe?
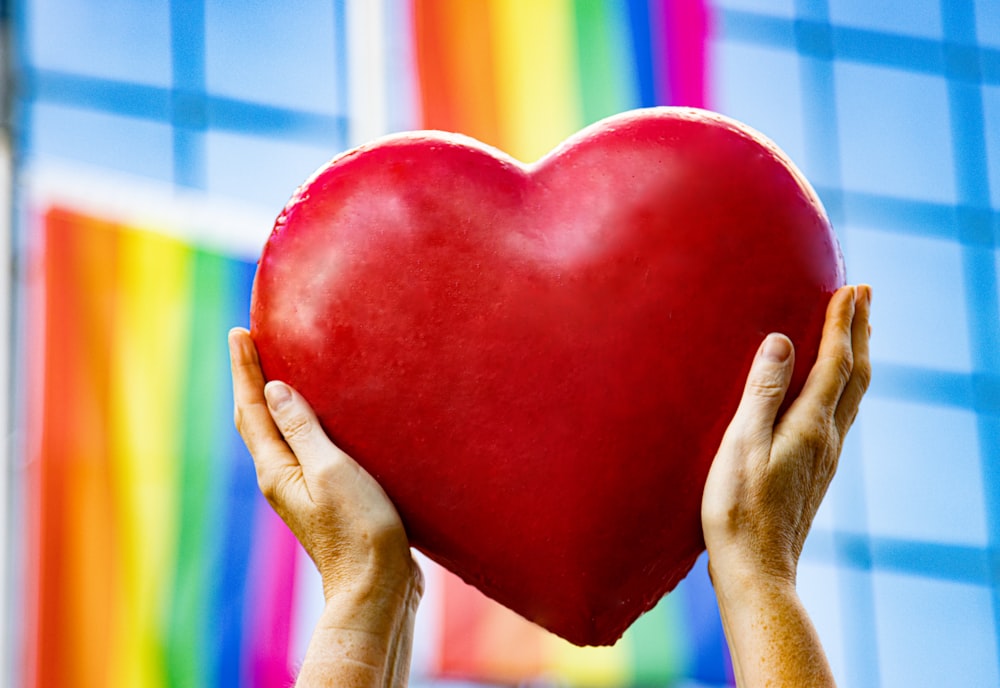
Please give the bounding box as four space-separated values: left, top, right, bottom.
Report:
680 556 730 684
210 256 258 688
626 0 657 108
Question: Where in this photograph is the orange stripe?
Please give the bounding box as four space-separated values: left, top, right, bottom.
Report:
437 569 547 680
413 0 500 148
35 208 118 688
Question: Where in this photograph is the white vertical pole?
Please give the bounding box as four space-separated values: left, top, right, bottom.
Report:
346 0 389 147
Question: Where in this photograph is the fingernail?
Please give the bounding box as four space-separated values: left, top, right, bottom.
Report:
265 381 292 411
761 334 792 362
228 328 255 360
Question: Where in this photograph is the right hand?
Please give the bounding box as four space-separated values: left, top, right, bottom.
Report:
702 284 871 585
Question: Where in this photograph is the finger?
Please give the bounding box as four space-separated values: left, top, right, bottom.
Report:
229 328 299 477
729 333 796 442
264 380 350 482
834 284 872 436
785 286 856 424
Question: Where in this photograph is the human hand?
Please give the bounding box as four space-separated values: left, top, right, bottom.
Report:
700 285 870 687
702 284 872 585
229 327 421 687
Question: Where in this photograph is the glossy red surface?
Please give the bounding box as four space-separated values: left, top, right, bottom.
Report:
250 108 845 646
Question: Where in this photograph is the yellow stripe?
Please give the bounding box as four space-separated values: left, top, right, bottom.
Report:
544 631 632 686
108 227 192 688
489 0 583 162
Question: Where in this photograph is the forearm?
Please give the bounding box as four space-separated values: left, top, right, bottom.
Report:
711 565 836 688
295 576 422 688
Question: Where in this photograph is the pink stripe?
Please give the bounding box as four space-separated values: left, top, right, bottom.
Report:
658 0 713 108
243 494 300 687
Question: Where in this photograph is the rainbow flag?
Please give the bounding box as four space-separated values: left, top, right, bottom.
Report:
412 0 711 162
20 2 734 686
24 208 301 687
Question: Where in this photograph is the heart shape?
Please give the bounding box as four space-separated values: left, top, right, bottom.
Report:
250 108 844 646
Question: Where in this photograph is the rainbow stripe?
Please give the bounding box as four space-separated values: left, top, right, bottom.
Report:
25 208 299 687
428 558 732 685
22 2 729 687
413 0 711 162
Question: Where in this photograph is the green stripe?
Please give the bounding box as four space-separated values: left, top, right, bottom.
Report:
573 0 639 126
166 248 235 687
629 590 691 685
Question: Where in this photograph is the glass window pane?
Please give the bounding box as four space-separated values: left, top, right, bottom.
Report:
204 0 342 114
835 63 955 203
873 573 999 688
829 0 943 39
204 130 335 211
25 0 172 86
798 562 847 684
844 226 971 372
860 399 987 546
983 85 1000 210
975 0 1000 49
29 102 173 182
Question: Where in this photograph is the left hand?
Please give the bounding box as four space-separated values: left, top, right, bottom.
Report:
229 328 422 687
229 327 422 603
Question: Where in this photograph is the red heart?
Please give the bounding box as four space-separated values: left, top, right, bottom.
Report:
251 108 844 646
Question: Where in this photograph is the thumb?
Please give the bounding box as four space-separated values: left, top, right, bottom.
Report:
264 381 339 467
731 333 795 439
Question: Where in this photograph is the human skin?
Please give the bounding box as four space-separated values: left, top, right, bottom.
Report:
702 284 872 686
229 283 870 688
230 329 423 687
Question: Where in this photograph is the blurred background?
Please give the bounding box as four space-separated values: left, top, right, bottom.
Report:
1 0 999 686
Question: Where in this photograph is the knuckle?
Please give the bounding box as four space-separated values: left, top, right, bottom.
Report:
854 357 873 392
257 466 292 505
278 411 314 444
798 426 831 456
256 469 279 503
310 460 341 490
839 404 861 430
836 349 855 386
748 371 787 399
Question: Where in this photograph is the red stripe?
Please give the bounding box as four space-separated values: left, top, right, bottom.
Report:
33 208 119 687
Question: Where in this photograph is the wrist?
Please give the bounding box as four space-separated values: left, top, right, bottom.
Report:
707 552 798 607
321 554 423 621
705 534 798 589
296 580 419 688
